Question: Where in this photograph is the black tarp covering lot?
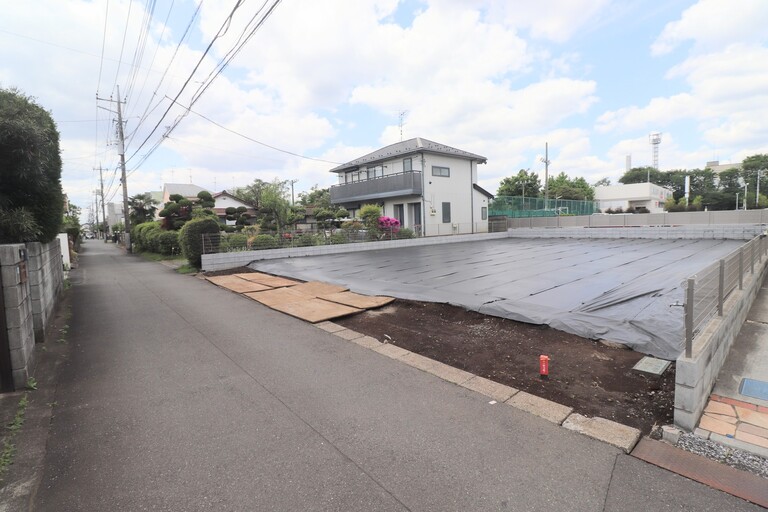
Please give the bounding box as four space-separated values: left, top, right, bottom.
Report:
250 238 744 360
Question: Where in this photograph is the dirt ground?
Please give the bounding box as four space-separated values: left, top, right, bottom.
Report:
205 268 674 434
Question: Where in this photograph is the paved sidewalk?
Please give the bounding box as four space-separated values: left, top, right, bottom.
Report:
3 242 763 511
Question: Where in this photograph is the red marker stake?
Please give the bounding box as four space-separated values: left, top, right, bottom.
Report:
539 355 550 380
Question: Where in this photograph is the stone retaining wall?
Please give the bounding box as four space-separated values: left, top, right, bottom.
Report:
26 241 64 342
0 244 35 389
674 254 768 430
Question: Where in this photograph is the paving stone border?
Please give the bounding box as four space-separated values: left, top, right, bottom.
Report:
319 323 642 454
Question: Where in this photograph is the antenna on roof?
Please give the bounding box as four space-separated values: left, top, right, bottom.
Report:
398 110 408 141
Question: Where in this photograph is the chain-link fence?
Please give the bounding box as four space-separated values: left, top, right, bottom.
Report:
489 196 599 218
684 235 767 356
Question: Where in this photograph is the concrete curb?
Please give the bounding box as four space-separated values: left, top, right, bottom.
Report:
325 324 642 454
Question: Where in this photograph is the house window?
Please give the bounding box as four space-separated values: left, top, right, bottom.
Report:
481 207 487 220
432 166 450 177
403 158 412 172
442 202 451 223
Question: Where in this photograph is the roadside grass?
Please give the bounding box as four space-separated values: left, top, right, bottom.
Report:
176 264 198 274
0 393 29 481
138 251 185 262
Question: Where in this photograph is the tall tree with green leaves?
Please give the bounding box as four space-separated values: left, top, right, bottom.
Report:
128 192 159 226
497 169 541 197
298 185 331 209
235 178 268 209
0 87 64 243
546 172 594 200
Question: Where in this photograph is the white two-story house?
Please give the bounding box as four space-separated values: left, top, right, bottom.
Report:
329 137 492 236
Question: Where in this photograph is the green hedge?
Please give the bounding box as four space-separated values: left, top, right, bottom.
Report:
156 230 179 255
252 234 279 249
179 217 221 267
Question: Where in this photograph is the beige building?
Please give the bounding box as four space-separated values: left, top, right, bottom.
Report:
594 183 674 213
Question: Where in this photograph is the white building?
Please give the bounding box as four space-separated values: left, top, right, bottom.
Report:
594 183 674 213
329 137 493 236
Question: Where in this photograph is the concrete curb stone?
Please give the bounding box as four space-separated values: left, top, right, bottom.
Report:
562 413 642 453
319 325 649 453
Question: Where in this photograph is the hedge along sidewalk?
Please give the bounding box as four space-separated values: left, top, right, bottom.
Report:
315 321 641 454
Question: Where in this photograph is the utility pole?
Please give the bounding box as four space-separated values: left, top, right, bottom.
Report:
97 87 130 249
116 86 130 248
540 143 550 210
290 179 298 205
757 170 762 208
95 164 107 241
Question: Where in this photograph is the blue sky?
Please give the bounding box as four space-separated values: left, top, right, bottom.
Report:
1 0 767 220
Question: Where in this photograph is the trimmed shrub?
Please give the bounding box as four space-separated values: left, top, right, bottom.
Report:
156 230 179 255
397 228 415 239
328 233 348 245
252 234 278 249
179 217 221 267
295 233 318 247
221 233 248 252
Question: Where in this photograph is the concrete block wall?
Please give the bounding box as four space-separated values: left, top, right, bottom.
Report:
507 225 763 241
26 241 64 342
202 231 509 272
0 244 36 389
674 257 768 430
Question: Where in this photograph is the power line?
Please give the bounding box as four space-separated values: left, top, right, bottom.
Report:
126 97 339 176
125 0 247 165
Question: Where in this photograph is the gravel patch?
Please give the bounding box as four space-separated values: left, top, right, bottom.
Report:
677 432 768 479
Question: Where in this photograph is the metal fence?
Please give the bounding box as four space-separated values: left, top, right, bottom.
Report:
684 235 767 356
490 196 599 218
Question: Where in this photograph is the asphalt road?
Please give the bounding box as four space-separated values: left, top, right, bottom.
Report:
31 241 762 511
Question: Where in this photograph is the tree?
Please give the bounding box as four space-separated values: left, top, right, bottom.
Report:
0 87 64 243
497 169 541 197
235 178 268 210
741 154 768 208
298 185 331 209
546 172 594 200
128 192 159 226
618 167 666 186
258 179 303 232
593 177 611 187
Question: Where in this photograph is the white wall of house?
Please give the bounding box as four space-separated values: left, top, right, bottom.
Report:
594 183 673 213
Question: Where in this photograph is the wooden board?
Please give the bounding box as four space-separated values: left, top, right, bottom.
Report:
632 437 768 508
243 287 313 307
320 291 394 309
233 272 300 288
291 281 348 297
269 297 362 323
206 275 272 293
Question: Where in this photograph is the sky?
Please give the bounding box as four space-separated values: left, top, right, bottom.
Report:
2 0 768 222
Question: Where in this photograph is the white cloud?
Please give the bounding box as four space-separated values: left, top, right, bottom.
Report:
652 0 768 56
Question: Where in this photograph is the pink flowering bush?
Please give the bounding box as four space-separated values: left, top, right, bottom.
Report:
378 216 400 234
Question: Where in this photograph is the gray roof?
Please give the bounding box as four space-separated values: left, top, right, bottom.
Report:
163 183 208 198
330 137 487 173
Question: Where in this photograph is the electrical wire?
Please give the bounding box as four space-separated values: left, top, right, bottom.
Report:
125 0 246 164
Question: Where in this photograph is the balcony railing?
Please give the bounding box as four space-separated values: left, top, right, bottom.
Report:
330 171 422 203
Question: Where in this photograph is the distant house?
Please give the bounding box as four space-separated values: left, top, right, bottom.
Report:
212 191 257 225
161 183 209 204
594 183 674 213
706 160 741 174
329 137 492 235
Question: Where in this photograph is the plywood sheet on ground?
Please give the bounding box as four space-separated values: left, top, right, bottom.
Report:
233 272 300 288
291 281 348 297
207 275 272 293
269 297 362 323
243 287 313 308
320 291 394 309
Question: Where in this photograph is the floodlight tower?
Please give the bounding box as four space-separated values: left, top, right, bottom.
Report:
649 132 662 174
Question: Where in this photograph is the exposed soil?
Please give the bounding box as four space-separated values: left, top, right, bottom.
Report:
205 268 675 434
336 301 675 434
